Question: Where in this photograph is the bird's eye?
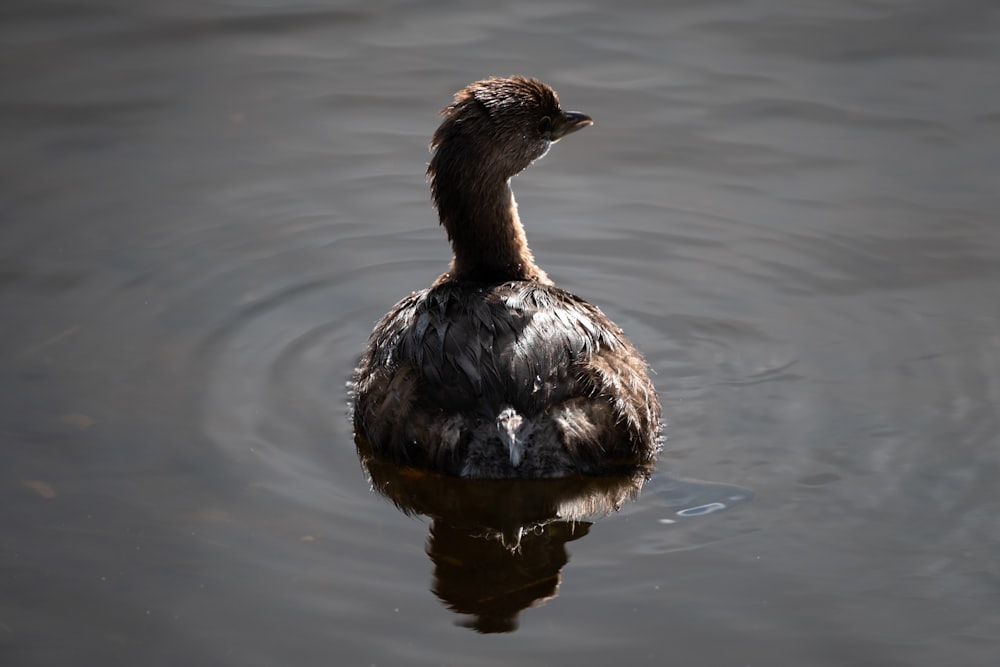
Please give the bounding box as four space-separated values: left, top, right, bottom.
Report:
538 115 553 134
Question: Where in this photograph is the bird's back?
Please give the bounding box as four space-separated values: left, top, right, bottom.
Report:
352 280 661 477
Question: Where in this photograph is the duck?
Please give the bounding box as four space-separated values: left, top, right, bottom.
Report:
352 75 661 478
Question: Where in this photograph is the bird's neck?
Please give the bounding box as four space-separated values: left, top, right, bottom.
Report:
431 163 548 285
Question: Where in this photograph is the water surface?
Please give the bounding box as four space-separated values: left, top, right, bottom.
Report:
2 1 999 665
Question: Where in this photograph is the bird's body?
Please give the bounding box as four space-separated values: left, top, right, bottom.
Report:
352 76 661 478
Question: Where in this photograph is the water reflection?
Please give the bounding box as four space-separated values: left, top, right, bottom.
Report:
429 520 586 633
358 433 647 631
358 434 751 632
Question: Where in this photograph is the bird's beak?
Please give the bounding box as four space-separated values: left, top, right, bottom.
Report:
550 110 593 141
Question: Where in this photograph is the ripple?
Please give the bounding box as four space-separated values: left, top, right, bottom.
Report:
193 263 418 515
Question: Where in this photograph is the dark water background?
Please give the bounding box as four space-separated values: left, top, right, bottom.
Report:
3 1 999 665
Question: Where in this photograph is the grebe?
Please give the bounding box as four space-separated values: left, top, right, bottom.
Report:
352 76 661 478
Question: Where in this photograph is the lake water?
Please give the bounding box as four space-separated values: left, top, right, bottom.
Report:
2 1 999 665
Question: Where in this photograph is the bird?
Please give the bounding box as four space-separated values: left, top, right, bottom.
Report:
352 75 661 479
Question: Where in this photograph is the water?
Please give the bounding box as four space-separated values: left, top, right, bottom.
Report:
2 0 999 664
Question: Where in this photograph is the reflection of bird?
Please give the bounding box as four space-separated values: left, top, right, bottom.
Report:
428 519 590 634
352 76 661 478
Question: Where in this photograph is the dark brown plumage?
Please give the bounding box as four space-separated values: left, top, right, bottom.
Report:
352 76 661 478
